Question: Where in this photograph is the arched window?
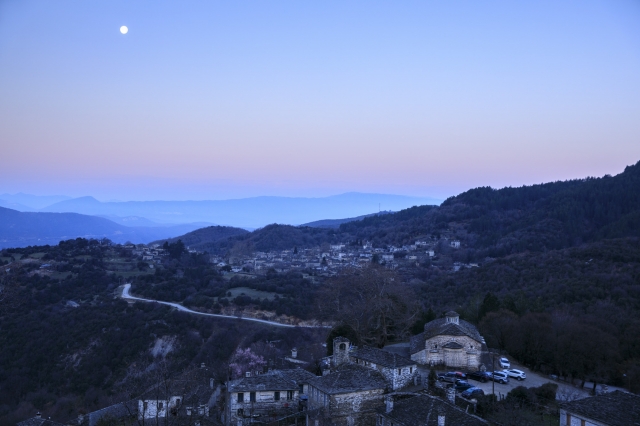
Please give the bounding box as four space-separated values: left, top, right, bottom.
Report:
340 343 346 350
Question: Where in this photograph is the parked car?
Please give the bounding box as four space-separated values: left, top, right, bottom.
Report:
466 371 492 383
461 387 485 399
438 371 467 383
490 371 510 384
503 369 526 380
454 380 474 392
499 357 510 368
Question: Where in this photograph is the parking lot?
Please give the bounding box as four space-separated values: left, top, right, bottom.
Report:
428 363 607 401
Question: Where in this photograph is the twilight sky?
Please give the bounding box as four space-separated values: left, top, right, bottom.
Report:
1 0 639 201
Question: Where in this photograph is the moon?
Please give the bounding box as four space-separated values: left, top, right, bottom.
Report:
120 26 128 35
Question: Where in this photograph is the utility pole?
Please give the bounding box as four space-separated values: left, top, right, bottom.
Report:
491 351 495 403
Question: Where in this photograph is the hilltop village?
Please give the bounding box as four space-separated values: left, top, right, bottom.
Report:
130 235 475 278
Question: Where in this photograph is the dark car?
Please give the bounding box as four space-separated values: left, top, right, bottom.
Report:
461 387 485 399
466 371 492 383
454 380 474 392
437 371 467 383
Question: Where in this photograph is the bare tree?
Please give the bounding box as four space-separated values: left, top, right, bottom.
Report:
315 266 420 347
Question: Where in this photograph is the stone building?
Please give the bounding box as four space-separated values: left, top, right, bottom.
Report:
559 390 640 426
350 346 418 391
307 363 389 426
376 394 487 426
226 369 315 426
409 311 485 370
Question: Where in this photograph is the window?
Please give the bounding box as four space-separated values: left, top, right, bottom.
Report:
566 414 571 426
299 384 304 393
274 391 280 401
397 369 401 374
287 390 294 400
237 408 244 416
175 398 180 406
158 402 164 411
237 393 244 403
410 367 413 374
143 402 148 412
250 392 256 402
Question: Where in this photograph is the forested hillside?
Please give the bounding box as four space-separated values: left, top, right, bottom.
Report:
0 240 325 426
2 162 640 425
179 161 640 256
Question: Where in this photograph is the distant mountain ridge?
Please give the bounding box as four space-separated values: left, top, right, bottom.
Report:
0 207 216 248
166 160 640 256
301 211 394 228
39 193 442 228
0 193 72 209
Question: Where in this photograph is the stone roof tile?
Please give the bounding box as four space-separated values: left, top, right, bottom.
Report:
410 318 483 355
351 346 416 368
309 364 388 395
378 395 487 426
561 391 640 426
228 374 297 393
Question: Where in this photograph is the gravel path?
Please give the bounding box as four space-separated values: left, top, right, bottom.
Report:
120 284 329 328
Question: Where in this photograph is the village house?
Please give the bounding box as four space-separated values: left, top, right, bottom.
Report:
410 311 486 370
349 346 418 391
376 394 487 426
559 390 640 426
307 363 388 426
134 364 217 424
226 369 315 426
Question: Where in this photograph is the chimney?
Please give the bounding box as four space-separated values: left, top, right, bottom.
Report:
438 414 445 426
245 371 251 378
291 348 298 359
210 378 214 389
36 413 42 419
200 362 206 369
385 397 394 414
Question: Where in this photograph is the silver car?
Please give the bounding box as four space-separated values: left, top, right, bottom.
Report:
503 369 526 380
490 371 509 384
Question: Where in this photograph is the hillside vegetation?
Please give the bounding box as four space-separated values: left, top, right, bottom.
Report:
2 161 640 425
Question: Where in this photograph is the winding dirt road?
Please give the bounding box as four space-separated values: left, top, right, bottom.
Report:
120 284 327 328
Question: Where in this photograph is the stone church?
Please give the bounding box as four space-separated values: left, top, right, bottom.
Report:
409 311 486 370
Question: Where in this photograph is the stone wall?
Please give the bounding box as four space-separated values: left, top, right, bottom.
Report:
379 366 417 390
308 388 384 426
559 409 607 426
411 335 482 370
228 390 298 425
350 358 417 390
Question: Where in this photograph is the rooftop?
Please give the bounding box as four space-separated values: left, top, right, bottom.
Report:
309 363 388 395
351 345 416 368
228 374 298 393
410 317 484 354
561 391 640 426
378 394 487 426
278 369 317 384
17 417 66 426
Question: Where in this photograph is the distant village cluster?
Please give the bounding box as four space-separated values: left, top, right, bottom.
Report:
128 236 480 277
208 239 469 276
